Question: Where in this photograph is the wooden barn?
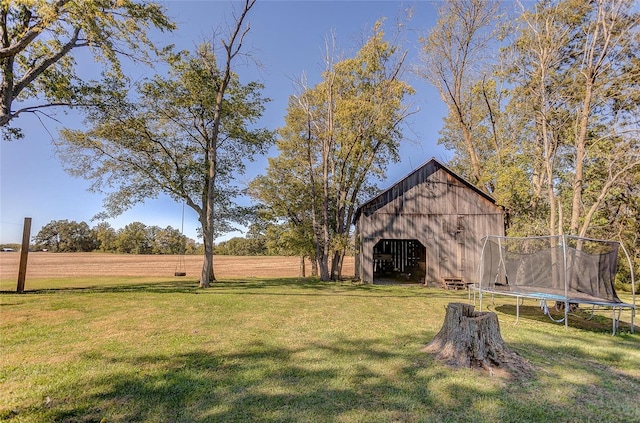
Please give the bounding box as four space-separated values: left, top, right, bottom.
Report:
353 158 505 287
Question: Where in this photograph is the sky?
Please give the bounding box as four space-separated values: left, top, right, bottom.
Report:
0 0 452 244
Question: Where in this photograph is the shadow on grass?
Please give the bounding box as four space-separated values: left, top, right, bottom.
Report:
1 278 470 300
5 333 640 423
0 281 199 295
493 304 636 335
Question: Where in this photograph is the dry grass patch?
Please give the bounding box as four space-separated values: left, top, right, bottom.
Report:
0 252 354 282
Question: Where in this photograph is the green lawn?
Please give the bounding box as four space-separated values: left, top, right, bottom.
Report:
1 278 638 422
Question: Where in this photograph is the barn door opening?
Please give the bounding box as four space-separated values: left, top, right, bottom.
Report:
373 239 426 284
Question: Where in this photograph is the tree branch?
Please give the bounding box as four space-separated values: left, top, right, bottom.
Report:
13 26 82 98
0 0 71 58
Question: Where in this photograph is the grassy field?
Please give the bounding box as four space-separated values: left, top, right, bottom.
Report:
1 255 639 422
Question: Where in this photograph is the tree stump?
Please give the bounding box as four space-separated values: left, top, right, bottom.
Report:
424 303 532 377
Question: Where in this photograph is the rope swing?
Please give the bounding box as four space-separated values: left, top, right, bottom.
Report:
174 202 187 277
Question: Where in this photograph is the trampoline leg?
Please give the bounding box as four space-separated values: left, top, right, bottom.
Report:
586 305 596 321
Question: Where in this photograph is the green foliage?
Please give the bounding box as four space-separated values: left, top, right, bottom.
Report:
32 219 96 252
115 222 151 254
31 219 199 254
92 221 117 252
150 225 187 255
251 21 414 280
504 0 640 248
215 236 267 256
248 163 318 259
266 222 317 258
0 0 175 135
56 16 273 286
422 0 640 256
420 0 503 191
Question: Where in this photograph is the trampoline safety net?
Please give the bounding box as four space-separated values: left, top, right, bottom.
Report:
479 235 624 304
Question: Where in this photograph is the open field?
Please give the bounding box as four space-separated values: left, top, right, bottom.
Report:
0 252 355 283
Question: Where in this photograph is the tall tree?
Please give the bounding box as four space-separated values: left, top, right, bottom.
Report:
509 0 640 237
152 226 186 255
0 0 174 138
418 0 502 192
561 0 640 237
261 22 414 281
57 0 273 287
116 222 151 254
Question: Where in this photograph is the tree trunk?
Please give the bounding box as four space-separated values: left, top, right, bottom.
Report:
318 252 330 281
200 231 216 288
311 256 318 277
424 303 532 377
199 211 216 287
330 250 344 280
299 255 306 278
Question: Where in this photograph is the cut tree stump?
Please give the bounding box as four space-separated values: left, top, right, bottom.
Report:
424 303 532 377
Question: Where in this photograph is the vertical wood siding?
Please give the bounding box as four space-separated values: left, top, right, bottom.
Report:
355 162 504 284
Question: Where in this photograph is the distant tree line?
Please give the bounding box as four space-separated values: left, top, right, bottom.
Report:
31 220 200 255
25 219 284 256
215 237 266 256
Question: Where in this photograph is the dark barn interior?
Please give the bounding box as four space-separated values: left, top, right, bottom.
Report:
373 239 426 284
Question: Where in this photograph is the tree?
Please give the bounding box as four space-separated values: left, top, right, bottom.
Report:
215 236 266 256
418 0 502 192
259 21 414 281
422 0 640 251
116 222 150 254
560 0 640 238
32 218 199 254
507 0 640 238
33 219 95 252
264 222 317 276
248 151 319 275
152 226 185 255
57 0 273 287
33 220 64 251
0 0 174 138
92 221 117 252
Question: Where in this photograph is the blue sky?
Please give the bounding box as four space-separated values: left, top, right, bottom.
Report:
0 0 451 244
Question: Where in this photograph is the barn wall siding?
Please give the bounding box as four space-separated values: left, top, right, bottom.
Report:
355 160 505 285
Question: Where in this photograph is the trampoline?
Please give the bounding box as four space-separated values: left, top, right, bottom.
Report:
471 235 636 335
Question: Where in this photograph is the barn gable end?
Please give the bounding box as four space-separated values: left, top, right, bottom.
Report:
354 158 505 286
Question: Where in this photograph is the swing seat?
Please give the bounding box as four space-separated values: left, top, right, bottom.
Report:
174 271 187 277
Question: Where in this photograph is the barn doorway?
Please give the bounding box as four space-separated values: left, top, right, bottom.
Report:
373 239 426 284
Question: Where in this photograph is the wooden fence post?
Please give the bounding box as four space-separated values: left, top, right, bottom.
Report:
16 217 31 293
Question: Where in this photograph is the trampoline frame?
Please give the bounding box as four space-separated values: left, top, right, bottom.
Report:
472 235 636 335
